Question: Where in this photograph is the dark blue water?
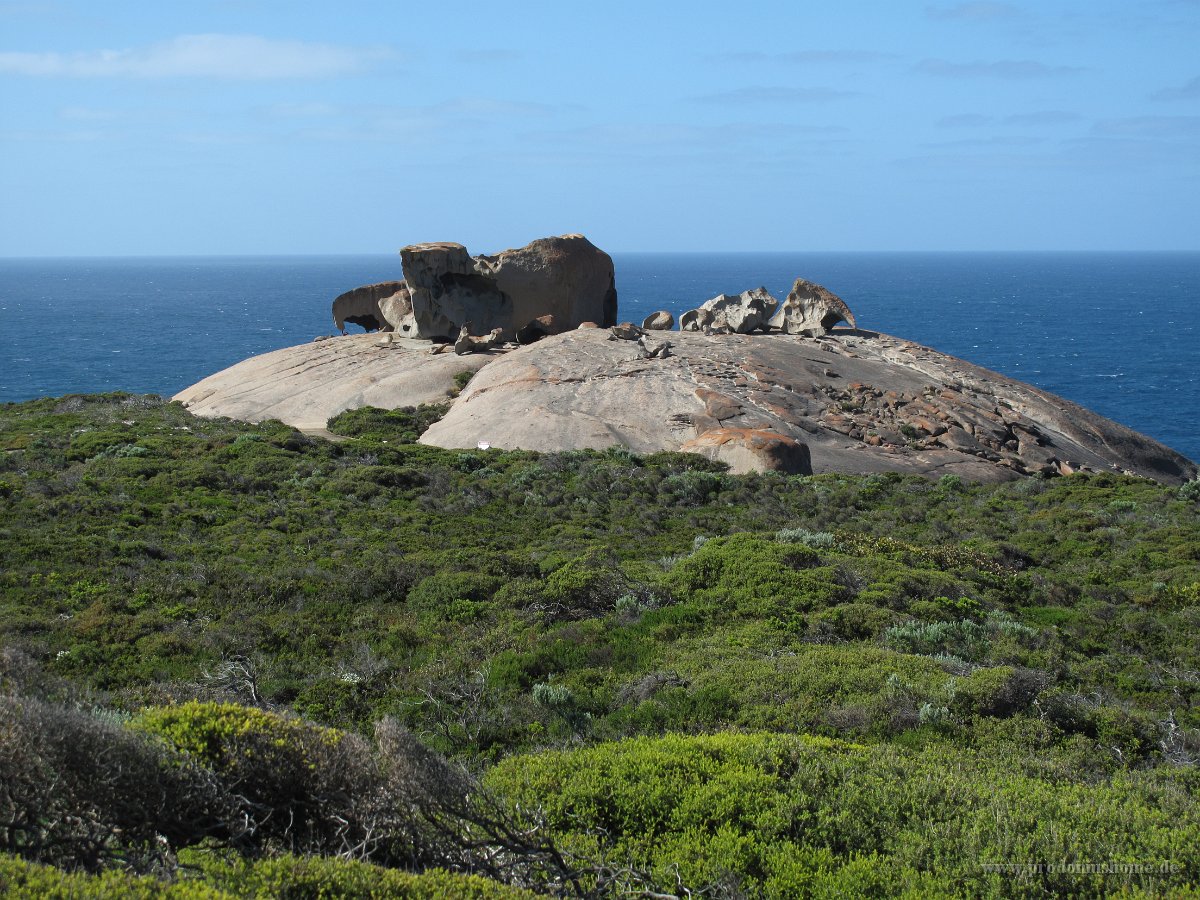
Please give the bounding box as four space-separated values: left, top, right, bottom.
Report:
1 253 1196 462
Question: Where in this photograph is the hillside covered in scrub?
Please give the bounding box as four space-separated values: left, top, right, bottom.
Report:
1 392 1199 897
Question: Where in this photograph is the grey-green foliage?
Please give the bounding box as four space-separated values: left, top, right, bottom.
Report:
918 702 952 726
615 593 658 616
884 618 989 659
775 527 835 549
530 682 574 710
884 611 1041 662
1180 479 1200 502
91 442 148 460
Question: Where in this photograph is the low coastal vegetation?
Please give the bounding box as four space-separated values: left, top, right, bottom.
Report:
1 392 1198 896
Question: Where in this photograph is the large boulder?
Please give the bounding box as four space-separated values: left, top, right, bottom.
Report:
680 287 778 334
769 278 856 335
679 428 812 475
642 310 675 331
331 281 414 334
399 234 617 341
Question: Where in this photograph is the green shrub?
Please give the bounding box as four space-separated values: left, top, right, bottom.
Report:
405 572 503 614
665 533 845 627
326 404 449 443
0 854 228 898
485 731 1200 898
192 852 532 899
132 702 378 855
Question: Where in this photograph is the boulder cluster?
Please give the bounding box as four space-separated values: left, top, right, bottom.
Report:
666 278 856 336
332 234 618 343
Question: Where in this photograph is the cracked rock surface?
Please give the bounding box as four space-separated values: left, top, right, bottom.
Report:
421 329 1196 482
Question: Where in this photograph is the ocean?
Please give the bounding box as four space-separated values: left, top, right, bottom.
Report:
1 252 1197 464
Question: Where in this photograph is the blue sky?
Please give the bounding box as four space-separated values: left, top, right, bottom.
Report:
1 0 1198 255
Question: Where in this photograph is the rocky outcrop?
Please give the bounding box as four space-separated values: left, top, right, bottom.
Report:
172 335 495 433
680 287 778 334
416 329 1197 484
679 428 812 475
331 281 414 334
769 278 855 335
397 234 617 341
179 302 1196 484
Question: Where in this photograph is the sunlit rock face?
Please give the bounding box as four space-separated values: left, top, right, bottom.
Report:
397 234 617 341
331 235 618 342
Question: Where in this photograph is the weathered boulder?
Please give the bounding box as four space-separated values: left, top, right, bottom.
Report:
453 324 504 355
331 281 414 334
769 278 856 335
637 335 672 359
679 308 713 332
399 234 617 341
680 287 778 334
642 310 675 331
400 242 512 339
515 314 557 345
610 322 645 341
679 428 812 475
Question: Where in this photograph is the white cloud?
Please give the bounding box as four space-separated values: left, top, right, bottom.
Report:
0 33 390 79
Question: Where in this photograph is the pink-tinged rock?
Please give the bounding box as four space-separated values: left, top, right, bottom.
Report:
679 428 812 475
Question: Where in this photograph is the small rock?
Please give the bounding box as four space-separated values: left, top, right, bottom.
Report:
453 324 504 355
637 336 672 359
609 322 645 341
516 314 557 345
642 311 675 331
696 388 743 421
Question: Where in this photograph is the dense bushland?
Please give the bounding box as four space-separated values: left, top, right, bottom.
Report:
1 393 1198 896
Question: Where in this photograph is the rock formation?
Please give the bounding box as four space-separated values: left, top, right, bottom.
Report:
394 234 617 341
642 311 675 331
680 287 778 334
609 322 645 341
453 324 504 355
679 428 812 475
331 281 414 334
172 335 496 435
769 278 855 335
177 250 1196 484
515 315 557 345
413 329 1196 484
